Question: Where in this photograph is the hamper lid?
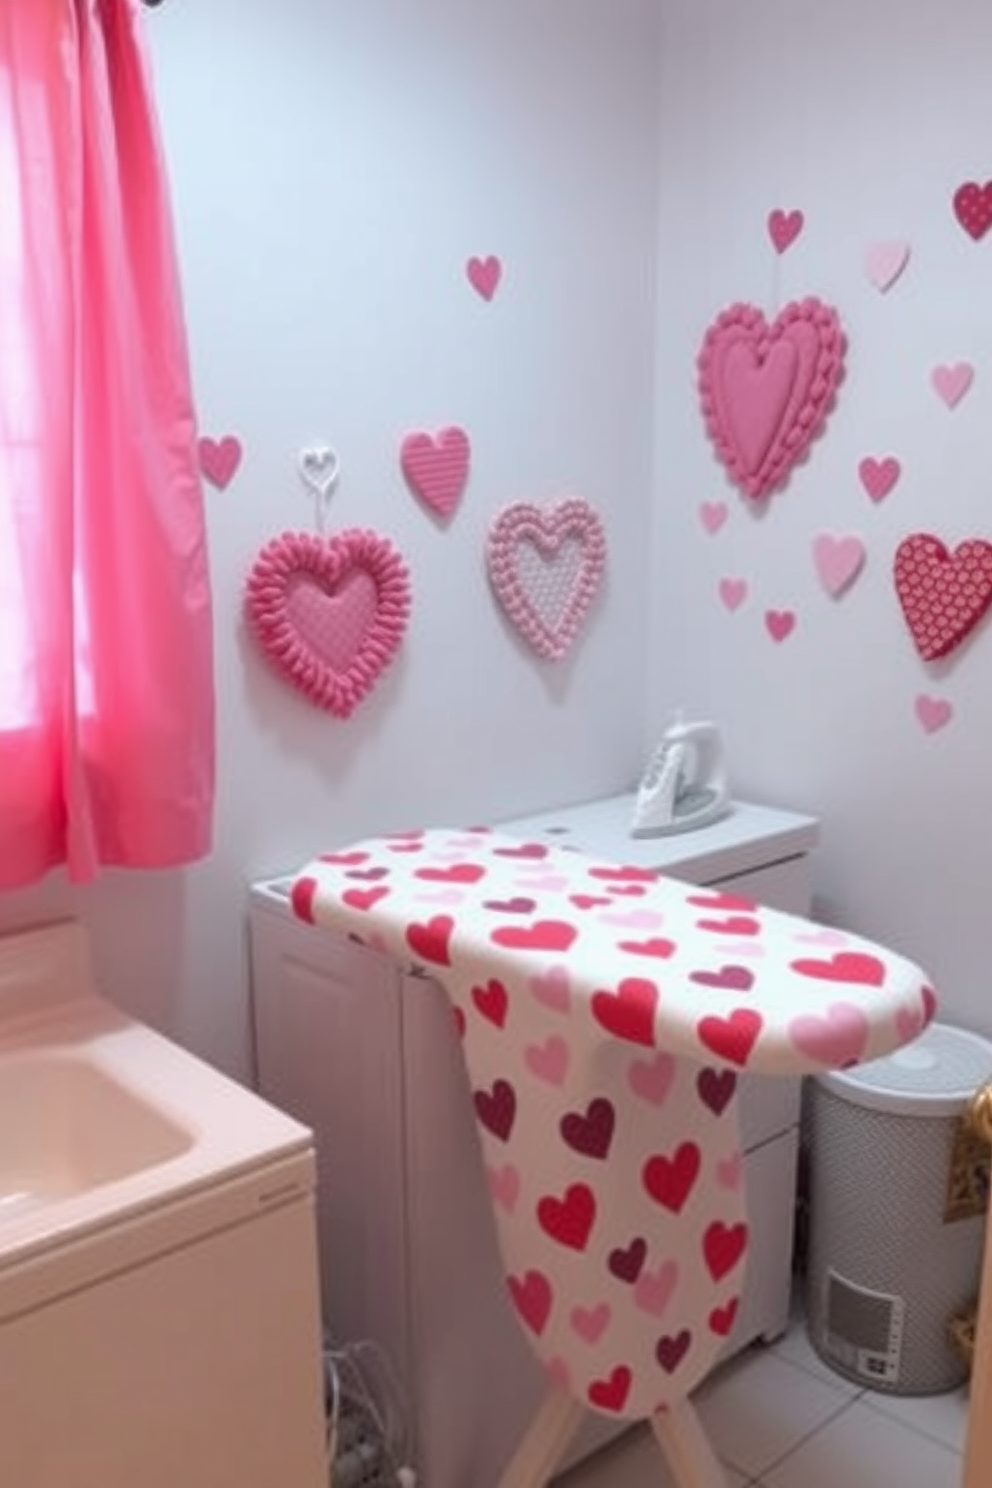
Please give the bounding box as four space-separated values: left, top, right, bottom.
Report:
816 1021 992 1117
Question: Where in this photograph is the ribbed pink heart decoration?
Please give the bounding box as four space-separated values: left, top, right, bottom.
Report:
487 499 607 661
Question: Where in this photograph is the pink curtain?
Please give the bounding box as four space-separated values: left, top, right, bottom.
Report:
0 0 214 887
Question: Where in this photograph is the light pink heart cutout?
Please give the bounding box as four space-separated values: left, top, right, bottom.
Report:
858 455 901 502
767 209 804 254
813 533 866 597
765 609 796 642
931 363 974 408
698 298 846 500
401 427 471 519
487 499 607 662
915 694 952 734
864 241 910 292
789 1001 869 1067
719 577 748 612
245 528 411 718
466 255 502 300
198 434 243 489
700 501 729 535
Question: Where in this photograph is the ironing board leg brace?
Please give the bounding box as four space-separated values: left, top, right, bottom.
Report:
293 826 936 1488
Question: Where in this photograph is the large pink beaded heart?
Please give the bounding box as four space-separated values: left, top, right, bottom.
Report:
245 528 411 718
697 298 845 500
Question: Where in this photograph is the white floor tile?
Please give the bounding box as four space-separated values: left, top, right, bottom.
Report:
762 1397 962 1488
692 1346 853 1479
770 1314 862 1396
859 1382 970 1455
554 1422 749 1487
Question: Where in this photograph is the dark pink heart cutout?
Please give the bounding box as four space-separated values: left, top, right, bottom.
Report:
487 498 607 661
466 255 502 300
401 427 470 520
698 298 846 500
245 528 411 718
198 434 243 489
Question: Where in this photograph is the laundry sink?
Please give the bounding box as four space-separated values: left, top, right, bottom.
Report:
0 1049 193 1213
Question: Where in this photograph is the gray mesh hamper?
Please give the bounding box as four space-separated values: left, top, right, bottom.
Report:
804 1020 992 1395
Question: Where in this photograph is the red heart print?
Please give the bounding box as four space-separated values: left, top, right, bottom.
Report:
320 850 369 866
953 180 992 240
617 938 676 959
387 842 423 853
474 1079 516 1141
688 891 757 912
587 1366 631 1414
894 534 992 661
537 1183 596 1252
472 979 509 1028
560 1098 616 1161
697 1067 737 1116
291 875 318 924
655 1330 692 1374
508 1270 552 1336
343 886 390 912
703 1221 748 1282
400 426 471 520
571 894 612 910
415 863 485 885
494 842 549 860
698 1009 763 1068
642 1142 701 1214
697 916 761 937
608 1237 647 1285
483 897 537 914
698 298 845 500
491 920 577 953
604 884 648 898
591 978 658 1047
345 867 390 881
590 865 659 884
406 915 454 965
709 1299 739 1338
790 951 885 987
689 965 755 992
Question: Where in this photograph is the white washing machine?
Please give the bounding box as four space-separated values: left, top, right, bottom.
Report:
249 794 819 1488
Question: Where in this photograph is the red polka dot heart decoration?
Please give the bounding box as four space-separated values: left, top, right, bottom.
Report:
697 298 846 501
893 533 992 662
245 528 412 718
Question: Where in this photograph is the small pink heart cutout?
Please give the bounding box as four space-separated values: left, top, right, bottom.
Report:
401 427 471 519
813 533 866 597
466 255 502 300
487 499 607 661
698 298 846 500
245 528 411 717
199 434 243 489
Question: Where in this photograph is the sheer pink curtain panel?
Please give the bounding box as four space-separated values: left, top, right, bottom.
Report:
0 0 214 887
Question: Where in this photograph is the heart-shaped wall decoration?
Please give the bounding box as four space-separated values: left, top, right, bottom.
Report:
952 180 992 241
199 434 243 489
698 298 846 500
401 426 471 520
893 532 992 662
245 528 411 717
487 499 606 662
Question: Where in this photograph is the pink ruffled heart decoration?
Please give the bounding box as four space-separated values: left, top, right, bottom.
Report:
698 298 846 500
245 528 411 718
487 499 607 662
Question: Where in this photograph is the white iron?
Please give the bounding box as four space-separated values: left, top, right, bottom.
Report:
630 715 731 838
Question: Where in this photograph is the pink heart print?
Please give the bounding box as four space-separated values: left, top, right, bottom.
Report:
466 254 502 300
931 363 974 408
767 208 804 253
487 498 607 662
812 533 866 598
789 1002 870 1067
400 427 471 519
858 456 901 502
198 434 243 489
864 241 910 292
765 609 796 643
244 528 412 718
952 180 992 240
698 298 846 500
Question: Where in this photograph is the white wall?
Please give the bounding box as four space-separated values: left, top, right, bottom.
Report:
0 0 663 1079
648 0 992 1033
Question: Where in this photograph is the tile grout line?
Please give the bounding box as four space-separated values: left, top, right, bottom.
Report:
732 1391 863 1483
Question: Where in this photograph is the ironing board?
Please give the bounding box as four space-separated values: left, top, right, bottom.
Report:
292 825 936 1488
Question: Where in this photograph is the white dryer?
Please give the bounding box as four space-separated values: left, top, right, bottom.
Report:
249 794 818 1488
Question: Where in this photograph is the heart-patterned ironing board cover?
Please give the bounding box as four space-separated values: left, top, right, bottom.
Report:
291 826 935 1422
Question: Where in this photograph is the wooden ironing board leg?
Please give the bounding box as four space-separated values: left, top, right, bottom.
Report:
494 1386 585 1488
650 1398 729 1488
